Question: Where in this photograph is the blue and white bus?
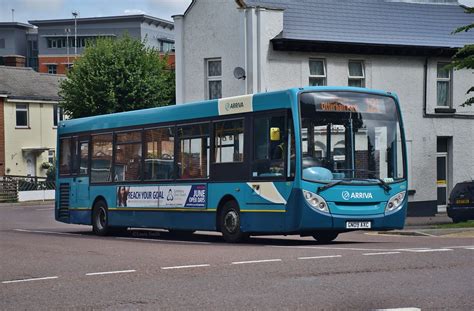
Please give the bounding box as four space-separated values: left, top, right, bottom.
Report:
56 87 407 243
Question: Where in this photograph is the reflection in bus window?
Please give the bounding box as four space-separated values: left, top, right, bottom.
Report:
91 134 113 183
145 127 175 180
214 119 244 163
114 131 142 181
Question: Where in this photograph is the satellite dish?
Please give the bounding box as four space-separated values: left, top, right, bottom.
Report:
233 67 246 80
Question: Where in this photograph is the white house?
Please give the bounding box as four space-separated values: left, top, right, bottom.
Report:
173 0 474 216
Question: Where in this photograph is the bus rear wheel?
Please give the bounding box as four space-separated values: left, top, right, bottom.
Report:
219 200 247 243
92 200 110 236
312 231 339 244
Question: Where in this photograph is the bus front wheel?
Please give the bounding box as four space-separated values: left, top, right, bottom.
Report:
92 200 110 236
312 231 339 244
219 200 247 243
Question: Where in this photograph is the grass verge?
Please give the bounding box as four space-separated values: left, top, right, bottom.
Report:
435 220 474 229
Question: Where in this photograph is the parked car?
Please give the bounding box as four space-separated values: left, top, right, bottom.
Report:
447 181 474 223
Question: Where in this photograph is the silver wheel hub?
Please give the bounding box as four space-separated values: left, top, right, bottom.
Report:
97 207 106 230
224 210 238 233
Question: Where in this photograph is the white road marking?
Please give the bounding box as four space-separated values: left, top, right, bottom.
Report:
13 229 76 236
271 245 399 251
444 245 474 249
403 248 453 253
86 270 136 276
363 252 401 256
375 308 421 311
161 264 210 270
2 276 58 284
231 259 282 265
115 236 211 245
298 255 342 260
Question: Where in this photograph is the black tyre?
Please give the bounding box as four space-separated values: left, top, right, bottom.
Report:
219 200 247 243
92 200 110 236
452 217 463 224
312 231 339 244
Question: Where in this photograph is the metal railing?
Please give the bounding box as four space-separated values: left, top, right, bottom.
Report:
0 175 56 203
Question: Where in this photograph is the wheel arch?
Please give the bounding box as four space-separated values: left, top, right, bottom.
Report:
91 196 108 222
216 194 238 231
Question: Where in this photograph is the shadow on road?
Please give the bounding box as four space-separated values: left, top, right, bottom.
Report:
16 227 395 247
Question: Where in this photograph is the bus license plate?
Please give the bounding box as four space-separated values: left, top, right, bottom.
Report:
456 199 470 204
346 221 371 229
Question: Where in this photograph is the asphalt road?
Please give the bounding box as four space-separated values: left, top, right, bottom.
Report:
1 204 473 310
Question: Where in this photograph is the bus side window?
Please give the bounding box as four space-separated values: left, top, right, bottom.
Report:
144 127 175 180
252 115 286 177
59 137 72 176
91 134 113 183
79 140 89 175
177 123 209 179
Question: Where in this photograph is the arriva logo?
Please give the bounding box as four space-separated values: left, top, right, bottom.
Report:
225 101 244 111
341 191 373 200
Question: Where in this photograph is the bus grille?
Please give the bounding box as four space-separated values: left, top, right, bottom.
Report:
58 183 70 222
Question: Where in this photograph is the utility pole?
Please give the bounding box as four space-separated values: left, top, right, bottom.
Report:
72 11 78 55
65 28 71 67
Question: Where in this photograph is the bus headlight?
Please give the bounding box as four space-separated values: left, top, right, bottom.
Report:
303 190 329 213
385 191 406 213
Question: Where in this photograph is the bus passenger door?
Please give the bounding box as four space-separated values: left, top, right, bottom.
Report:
75 139 90 208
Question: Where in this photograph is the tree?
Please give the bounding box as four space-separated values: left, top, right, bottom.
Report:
59 35 175 118
451 7 474 107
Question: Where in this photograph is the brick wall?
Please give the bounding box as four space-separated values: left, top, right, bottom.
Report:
38 53 175 74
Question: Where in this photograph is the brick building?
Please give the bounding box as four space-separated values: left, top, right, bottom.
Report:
28 14 175 74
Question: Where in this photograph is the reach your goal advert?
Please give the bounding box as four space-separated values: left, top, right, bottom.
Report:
116 185 207 209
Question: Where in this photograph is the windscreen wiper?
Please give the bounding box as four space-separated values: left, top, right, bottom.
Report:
374 177 392 193
350 177 392 193
317 180 345 194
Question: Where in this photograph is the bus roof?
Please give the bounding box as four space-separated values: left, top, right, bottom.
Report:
58 86 396 135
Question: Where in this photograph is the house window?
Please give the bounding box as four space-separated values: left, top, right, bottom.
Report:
437 62 451 107
15 104 29 127
348 60 365 87
0 38 5 49
53 104 64 127
48 150 55 164
309 59 326 86
206 58 222 100
47 65 57 74
159 40 174 53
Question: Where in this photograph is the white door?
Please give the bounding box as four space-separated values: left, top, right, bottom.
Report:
26 154 36 177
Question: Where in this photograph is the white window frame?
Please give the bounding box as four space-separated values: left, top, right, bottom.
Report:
47 64 57 74
48 150 55 164
206 58 222 100
348 60 365 87
436 62 452 108
15 103 29 128
53 104 64 128
308 59 327 86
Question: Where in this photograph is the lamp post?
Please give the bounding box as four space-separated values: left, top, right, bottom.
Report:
72 11 78 56
65 28 71 67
